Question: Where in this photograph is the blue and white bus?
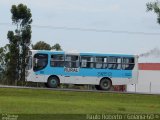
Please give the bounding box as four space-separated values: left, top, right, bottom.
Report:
26 50 138 90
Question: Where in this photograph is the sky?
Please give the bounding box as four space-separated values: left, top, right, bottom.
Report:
1 0 160 60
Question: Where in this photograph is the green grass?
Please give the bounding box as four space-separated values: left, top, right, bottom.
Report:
0 88 160 120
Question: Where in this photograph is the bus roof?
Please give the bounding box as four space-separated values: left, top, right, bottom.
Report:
30 50 137 57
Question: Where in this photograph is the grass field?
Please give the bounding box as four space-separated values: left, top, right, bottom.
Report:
0 88 160 120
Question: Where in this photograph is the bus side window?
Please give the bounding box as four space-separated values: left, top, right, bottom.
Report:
117 58 122 69
122 57 135 70
95 57 108 69
65 55 79 68
50 54 64 67
81 60 87 68
108 57 121 70
81 56 94 68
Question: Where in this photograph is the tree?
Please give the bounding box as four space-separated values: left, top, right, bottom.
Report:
146 1 160 24
32 41 63 51
0 45 10 84
0 47 5 83
0 47 5 72
32 41 51 50
6 31 20 84
51 43 62 51
7 4 32 84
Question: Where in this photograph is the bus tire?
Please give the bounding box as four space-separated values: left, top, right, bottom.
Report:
47 76 60 88
99 78 112 91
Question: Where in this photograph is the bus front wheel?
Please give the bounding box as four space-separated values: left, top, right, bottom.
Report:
99 78 112 91
47 76 59 88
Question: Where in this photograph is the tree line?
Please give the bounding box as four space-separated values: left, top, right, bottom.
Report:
0 4 62 85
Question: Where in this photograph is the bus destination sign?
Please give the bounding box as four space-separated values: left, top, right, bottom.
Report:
64 68 79 72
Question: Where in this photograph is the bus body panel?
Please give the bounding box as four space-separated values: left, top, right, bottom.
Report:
26 50 138 86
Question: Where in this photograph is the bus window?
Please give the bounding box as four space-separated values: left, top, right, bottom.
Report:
81 56 94 68
33 54 48 71
65 55 79 68
117 58 122 69
108 57 121 70
95 57 108 69
51 54 64 67
122 57 135 70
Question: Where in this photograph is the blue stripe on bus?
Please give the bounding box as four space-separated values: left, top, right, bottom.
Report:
35 67 132 78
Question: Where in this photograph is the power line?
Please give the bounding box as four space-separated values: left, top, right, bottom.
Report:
1 22 160 35
33 25 160 35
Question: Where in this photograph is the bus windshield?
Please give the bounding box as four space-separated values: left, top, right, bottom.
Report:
33 53 48 71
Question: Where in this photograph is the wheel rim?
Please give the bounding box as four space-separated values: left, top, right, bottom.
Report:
50 79 57 87
103 81 109 87
101 79 111 90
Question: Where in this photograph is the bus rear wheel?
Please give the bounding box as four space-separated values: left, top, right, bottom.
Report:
99 78 112 91
47 76 59 88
